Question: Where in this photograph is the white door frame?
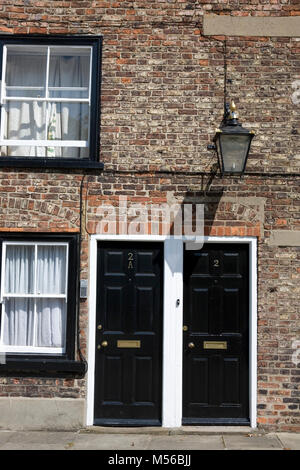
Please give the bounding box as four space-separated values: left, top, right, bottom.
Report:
86 235 257 428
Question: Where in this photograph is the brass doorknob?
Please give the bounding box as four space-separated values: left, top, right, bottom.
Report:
188 342 195 349
101 341 108 347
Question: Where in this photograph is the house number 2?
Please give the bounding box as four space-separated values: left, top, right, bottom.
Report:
128 252 134 269
213 259 220 267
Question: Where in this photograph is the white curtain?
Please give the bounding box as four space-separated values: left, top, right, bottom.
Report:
37 246 66 295
3 53 89 158
3 298 35 346
2 245 67 349
5 245 35 294
36 299 66 348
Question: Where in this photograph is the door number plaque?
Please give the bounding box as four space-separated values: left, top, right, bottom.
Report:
128 252 134 269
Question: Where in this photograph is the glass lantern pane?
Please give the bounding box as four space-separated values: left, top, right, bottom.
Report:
220 134 251 173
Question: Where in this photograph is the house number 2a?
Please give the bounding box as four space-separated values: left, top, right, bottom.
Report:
128 252 134 269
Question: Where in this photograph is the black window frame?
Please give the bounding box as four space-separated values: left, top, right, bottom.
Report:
0 34 103 170
0 233 86 378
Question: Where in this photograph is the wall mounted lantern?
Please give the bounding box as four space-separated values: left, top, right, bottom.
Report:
210 101 255 175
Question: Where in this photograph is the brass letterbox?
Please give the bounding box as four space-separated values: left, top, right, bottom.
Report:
117 340 141 348
203 341 227 350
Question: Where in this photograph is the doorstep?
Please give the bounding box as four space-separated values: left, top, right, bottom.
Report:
80 426 264 436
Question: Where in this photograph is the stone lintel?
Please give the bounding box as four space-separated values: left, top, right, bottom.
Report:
269 230 300 247
203 14 300 38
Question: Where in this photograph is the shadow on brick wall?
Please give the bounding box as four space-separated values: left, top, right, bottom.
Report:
181 163 224 238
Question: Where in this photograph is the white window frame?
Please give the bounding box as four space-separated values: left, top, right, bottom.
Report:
0 241 69 355
0 44 93 152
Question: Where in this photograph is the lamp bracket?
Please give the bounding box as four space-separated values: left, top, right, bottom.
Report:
207 144 216 151
224 102 230 120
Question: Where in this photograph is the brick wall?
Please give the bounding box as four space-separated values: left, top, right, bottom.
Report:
0 1 298 431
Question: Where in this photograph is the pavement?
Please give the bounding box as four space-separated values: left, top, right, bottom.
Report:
0 427 299 450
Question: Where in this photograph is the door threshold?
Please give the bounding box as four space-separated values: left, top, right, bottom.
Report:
82 425 262 436
93 419 162 427
182 417 250 426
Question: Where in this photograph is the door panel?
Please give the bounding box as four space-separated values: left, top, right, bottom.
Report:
183 243 249 424
94 242 163 426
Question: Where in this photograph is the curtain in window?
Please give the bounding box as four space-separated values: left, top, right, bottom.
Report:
3 54 89 158
3 298 35 346
2 245 67 349
5 245 35 294
37 246 66 295
47 55 89 158
35 246 67 348
36 299 66 348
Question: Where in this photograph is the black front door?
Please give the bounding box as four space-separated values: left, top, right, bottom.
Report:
183 243 249 425
94 242 163 426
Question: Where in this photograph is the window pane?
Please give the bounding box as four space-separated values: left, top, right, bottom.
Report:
46 146 89 159
5 46 47 98
5 245 35 294
49 89 89 99
47 101 89 141
36 299 66 348
2 298 35 346
48 47 91 99
1 100 89 158
1 241 69 352
37 245 67 295
3 100 47 143
6 88 45 98
1 44 92 159
1 145 46 157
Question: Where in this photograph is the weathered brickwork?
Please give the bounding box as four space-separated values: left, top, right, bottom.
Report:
0 1 298 431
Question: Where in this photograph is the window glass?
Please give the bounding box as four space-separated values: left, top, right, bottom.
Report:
1 242 68 353
0 43 93 159
2 298 35 346
36 245 67 295
4 245 35 294
48 47 90 99
3 101 47 142
5 45 47 98
36 299 66 348
47 102 90 142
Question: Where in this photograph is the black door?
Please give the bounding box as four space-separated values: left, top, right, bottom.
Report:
183 243 249 425
94 242 163 426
